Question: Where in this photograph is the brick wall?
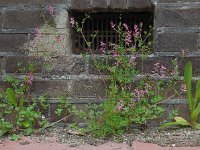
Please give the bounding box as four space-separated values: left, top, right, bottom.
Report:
0 0 199 120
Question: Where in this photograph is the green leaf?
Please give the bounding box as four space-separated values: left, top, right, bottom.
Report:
195 80 200 101
19 97 24 108
0 131 4 137
23 128 33 136
23 121 31 128
160 117 189 128
6 88 17 107
191 103 200 122
184 62 193 110
174 117 190 126
160 122 181 128
0 120 13 137
10 134 20 141
195 123 200 129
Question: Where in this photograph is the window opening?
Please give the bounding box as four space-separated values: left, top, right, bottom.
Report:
71 12 153 54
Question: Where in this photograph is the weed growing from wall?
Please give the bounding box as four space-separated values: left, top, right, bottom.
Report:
69 14 180 138
0 64 49 137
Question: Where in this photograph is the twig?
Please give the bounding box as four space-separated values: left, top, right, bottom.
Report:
36 114 72 132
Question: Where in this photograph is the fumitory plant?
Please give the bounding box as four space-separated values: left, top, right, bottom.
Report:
69 14 177 137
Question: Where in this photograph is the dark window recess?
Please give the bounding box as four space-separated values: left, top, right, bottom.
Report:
71 12 153 54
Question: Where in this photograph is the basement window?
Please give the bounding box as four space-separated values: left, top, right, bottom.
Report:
71 12 153 54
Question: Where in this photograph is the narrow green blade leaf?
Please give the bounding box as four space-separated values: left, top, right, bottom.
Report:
19 97 24 108
6 88 17 107
192 103 200 122
184 62 193 109
160 122 182 128
195 80 200 100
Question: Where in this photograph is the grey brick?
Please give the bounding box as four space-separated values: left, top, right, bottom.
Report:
157 0 200 3
155 32 198 52
0 11 2 29
31 80 68 98
127 0 152 10
155 7 200 28
69 79 107 98
70 0 91 10
5 56 43 73
0 0 69 5
91 0 108 9
109 0 127 9
4 9 46 29
47 56 85 75
0 34 28 53
0 58 4 75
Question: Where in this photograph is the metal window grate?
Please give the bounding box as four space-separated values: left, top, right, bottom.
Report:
71 12 153 54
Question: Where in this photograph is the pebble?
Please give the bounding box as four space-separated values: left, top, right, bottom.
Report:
19 141 30 145
171 144 176 147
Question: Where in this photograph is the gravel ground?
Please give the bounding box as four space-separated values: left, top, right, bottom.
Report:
1 127 200 148
136 128 200 147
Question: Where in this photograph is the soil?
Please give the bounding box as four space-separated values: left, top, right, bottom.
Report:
1 127 200 149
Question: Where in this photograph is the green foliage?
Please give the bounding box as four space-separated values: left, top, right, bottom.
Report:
55 96 72 127
55 96 71 117
9 134 20 141
70 15 175 138
0 120 13 137
162 61 200 129
0 72 49 137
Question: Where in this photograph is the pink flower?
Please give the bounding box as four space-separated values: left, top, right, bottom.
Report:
123 23 129 31
34 27 40 37
70 17 75 27
26 73 33 85
144 83 152 93
134 89 144 101
109 43 117 50
129 56 136 65
110 21 116 30
125 30 132 46
99 41 106 54
134 24 138 32
56 35 61 43
122 23 132 45
152 63 167 77
134 24 140 37
128 85 132 90
116 100 124 112
47 5 54 15
114 61 119 66
161 65 166 70
112 50 118 58
181 83 187 93
170 70 175 76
